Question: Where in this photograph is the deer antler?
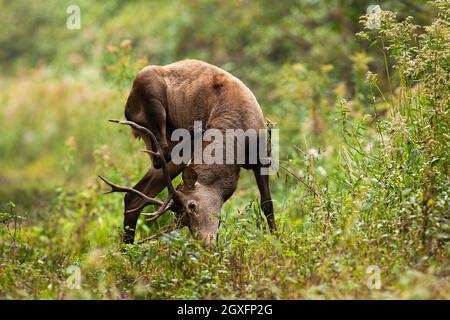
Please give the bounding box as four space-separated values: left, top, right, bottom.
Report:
98 175 163 207
142 198 174 221
99 119 181 219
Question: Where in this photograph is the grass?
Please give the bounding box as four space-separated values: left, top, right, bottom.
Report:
0 5 449 299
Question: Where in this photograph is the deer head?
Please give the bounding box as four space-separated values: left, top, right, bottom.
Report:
171 166 223 247
99 119 222 248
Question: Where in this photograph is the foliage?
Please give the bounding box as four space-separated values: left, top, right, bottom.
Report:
0 1 449 299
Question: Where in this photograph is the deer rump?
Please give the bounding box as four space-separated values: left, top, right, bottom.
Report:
100 59 275 248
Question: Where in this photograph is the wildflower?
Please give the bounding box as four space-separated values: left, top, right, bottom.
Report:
106 44 118 53
120 39 132 50
366 71 379 86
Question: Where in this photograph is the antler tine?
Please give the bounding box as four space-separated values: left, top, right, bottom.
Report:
142 198 174 221
125 197 164 214
108 119 180 201
98 175 163 206
141 149 159 157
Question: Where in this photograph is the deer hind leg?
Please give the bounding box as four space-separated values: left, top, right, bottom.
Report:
123 162 185 244
252 167 276 232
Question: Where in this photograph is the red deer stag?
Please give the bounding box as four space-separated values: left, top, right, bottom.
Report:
99 59 275 248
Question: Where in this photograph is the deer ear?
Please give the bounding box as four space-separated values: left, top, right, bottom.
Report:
182 167 198 188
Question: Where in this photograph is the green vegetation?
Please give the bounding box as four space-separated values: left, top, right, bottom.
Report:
0 1 448 299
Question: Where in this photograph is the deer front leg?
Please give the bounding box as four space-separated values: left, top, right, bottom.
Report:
123 162 185 244
252 167 276 232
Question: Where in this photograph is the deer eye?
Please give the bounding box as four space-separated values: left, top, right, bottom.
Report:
187 201 196 210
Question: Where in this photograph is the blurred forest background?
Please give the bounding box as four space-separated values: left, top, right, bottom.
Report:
0 0 449 299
